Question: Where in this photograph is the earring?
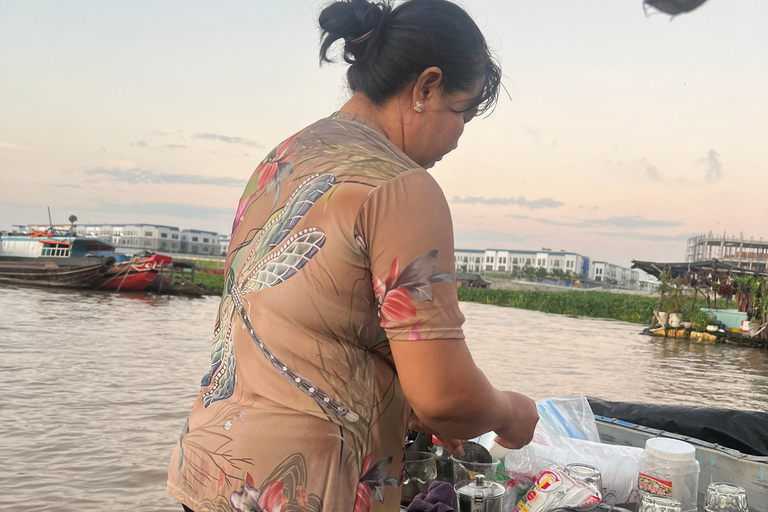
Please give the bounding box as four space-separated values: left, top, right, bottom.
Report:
413 101 424 113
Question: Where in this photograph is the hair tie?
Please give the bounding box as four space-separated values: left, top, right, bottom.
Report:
347 29 374 44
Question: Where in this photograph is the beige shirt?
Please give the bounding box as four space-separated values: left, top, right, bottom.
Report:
167 112 464 512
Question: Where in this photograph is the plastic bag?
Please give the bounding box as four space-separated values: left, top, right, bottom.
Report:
506 436 643 503
503 395 643 503
535 394 601 443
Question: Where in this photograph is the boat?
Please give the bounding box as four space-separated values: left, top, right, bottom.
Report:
590 399 768 510
0 230 115 288
96 252 172 292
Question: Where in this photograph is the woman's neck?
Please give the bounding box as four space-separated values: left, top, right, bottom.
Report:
339 92 407 153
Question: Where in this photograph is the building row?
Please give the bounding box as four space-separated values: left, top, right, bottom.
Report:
13 223 228 257
453 248 641 289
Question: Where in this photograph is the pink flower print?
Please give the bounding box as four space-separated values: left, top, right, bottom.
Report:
259 481 285 512
372 251 453 330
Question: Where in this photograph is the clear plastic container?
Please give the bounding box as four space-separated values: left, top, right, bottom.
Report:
638 438 700 512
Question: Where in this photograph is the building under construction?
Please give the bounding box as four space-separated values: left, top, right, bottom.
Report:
686 233 768 272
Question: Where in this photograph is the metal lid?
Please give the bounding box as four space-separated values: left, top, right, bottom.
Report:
454 474 505 500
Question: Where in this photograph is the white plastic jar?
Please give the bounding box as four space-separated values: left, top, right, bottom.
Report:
638 438 700 512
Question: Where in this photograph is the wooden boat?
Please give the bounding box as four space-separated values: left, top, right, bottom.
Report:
96 253 172 291
0 232 115 288
0 259 114 288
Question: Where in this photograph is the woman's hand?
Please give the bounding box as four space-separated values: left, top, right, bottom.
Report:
494 391 539 450
408 412 465 456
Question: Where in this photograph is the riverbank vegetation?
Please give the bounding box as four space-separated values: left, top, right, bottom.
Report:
457 288 658 324
188 268 737 326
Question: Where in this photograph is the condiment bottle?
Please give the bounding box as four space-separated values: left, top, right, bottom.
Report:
638 438 700 512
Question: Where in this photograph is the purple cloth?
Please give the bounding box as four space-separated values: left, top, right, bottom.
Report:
406 480 456 512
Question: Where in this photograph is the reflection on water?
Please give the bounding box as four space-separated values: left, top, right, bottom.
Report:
0 287 766 511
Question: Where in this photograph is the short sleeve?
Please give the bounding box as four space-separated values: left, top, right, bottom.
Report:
355 169 465 341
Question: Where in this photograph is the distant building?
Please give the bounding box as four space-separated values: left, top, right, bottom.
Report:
21 223 223 256
219 236 231 256
454 249 485 273
686 233 768 272
455 247 639 290
180 229 221 256
472 249 587 276
589 261 640 289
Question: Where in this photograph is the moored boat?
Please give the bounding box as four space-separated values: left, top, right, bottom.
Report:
96 252 172 291
0 231 116 288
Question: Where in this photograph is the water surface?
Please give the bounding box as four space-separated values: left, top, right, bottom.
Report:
1 287 766 511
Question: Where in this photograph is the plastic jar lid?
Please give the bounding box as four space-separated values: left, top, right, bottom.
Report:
645 437 696 461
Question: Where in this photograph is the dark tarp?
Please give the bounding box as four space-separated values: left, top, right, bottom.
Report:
588 398 768 456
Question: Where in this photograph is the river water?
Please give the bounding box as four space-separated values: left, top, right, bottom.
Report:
1 287 767 511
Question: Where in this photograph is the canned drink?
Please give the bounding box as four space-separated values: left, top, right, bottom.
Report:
514 467 601 512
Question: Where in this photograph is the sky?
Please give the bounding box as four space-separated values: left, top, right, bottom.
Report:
1 0 766 267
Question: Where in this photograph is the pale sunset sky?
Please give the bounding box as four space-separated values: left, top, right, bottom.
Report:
1 0 766 267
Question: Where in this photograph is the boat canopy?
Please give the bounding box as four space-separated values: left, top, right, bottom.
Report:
632 259 768 279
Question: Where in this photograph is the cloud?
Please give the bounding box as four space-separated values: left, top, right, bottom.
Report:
159 144 187 149
504 214 682 230
131 140 148 147
194 133 262 148
101 202 234 220
701 149 723 183
590 231 697 243
641 158 661 181
84 167 245 187
52 183 82 189
450 196 564 209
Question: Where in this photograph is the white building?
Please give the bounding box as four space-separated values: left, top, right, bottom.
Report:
219 236 231 256
589 261 640 289
454 249 485 273
479 249 587 276
180 229 221 256
455 248 589 276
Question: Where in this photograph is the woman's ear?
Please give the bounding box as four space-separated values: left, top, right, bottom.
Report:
412 66 444 110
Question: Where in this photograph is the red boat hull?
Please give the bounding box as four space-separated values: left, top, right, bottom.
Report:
98 269 159 291
97 253 172 291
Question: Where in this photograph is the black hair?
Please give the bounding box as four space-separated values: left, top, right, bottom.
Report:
319 0 500 115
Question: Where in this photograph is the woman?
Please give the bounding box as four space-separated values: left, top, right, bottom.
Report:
167 1 538 510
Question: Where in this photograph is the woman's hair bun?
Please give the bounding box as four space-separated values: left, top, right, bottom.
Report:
319 0 391 64
318 0 501 116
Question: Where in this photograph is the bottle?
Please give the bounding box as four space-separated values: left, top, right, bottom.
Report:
638 438 700 512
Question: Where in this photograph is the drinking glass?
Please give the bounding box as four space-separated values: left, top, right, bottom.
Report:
450 455 500 484
704 483 749 512
640 495 682 512
401 451 437 506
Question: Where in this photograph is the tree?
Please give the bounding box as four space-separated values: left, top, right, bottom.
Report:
534 267 548 281
522 266 536 281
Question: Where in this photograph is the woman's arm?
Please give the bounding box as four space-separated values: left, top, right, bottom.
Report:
391 338 538 448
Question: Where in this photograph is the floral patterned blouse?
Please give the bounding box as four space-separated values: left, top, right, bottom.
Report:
166 111 465 512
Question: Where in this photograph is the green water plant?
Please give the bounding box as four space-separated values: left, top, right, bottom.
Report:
691 310 716 332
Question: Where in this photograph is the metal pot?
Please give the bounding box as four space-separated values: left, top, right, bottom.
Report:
455 474 504 512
